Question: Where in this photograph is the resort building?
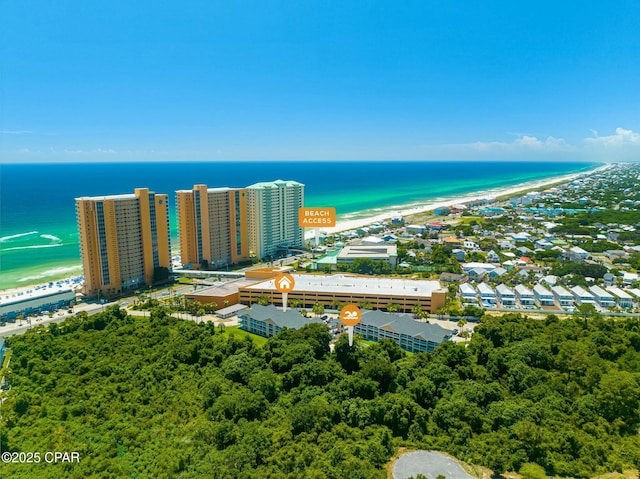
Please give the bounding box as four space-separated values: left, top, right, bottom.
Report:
606 286 633 309
533 284 555 307
246 179 304 260
354 310 453 353
75 188 171 297
239 273 447 314
175 185 249 269
551 285 574 307
336 245 398 269
238 304 323 338
496 284 515 307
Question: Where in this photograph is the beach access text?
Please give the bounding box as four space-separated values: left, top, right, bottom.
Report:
298 207 336 227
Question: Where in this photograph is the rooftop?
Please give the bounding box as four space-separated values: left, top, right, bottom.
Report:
1 282 76 306
240 304 322 330
337 245 397 260
188 278 263 297
360 310 453 343
242 273 444 297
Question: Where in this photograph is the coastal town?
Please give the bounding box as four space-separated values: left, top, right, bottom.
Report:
2 162 640 354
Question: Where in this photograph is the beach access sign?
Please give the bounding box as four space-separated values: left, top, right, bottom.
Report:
298 207 336 227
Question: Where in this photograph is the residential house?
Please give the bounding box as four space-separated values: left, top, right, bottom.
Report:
496 284 516 307
486 250 500 263
567 246 590 262
607 287 633 309
451 249 466 261
533 284 555 306
463 240 480 251
459 283 477 303
623 272 639 286
515 284 535 307
570 286 596 305
551 285 574 307
488 267 507 281
406 224 426 235
603 273 616 286
588 285 616 308
477 283 496 306
468 268 488 282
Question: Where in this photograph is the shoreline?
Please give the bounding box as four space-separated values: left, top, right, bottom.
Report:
1 163 608 293
308 164 610 238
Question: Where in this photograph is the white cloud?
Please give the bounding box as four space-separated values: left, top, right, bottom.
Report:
442 134 571 153
419 127 640 161
1 130 32 135
584 127 640 147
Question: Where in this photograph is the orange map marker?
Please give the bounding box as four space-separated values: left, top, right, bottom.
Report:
340 304 361 345
275 273 295 311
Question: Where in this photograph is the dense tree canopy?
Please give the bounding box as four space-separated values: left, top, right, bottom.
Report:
2 306 639 478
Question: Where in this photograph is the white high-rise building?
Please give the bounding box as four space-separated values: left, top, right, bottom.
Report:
246 179 304 260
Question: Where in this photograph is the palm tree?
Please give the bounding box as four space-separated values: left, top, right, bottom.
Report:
312 301 325 317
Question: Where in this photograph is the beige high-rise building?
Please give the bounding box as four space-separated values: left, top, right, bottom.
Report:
246 179 304 260
75 188 171 297
175 185 249 268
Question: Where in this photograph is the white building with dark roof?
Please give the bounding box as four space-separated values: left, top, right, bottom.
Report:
238 304 323 338
354 310 453 353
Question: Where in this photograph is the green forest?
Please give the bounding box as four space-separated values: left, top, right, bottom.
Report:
2 307 640 478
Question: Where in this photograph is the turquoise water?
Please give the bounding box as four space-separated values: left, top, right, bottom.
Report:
0 161 599 290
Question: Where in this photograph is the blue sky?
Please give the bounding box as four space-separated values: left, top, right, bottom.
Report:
2 1 639 162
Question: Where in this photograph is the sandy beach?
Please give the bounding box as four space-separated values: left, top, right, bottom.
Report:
307 164 611 238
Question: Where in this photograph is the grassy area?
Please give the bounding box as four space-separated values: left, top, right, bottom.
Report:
221 325 269 347
2 349 11 369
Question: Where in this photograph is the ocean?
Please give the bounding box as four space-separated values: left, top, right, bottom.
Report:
0 161 599 290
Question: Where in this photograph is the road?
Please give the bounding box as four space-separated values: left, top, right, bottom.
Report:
393 450 476 479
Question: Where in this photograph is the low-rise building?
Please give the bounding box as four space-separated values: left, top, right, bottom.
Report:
589 285 616 308
337 245 398 269
354 310 453 353
238 304 323 338
496 284 515 306
477 283 496 306
239 273 447 314
571 286 596 305
606 287 633 309
459 283 477 303
406 224 426 235
514 284 535 307
533 284 554 306
567 246 589 262
551 285 574 307
1 285 76 321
